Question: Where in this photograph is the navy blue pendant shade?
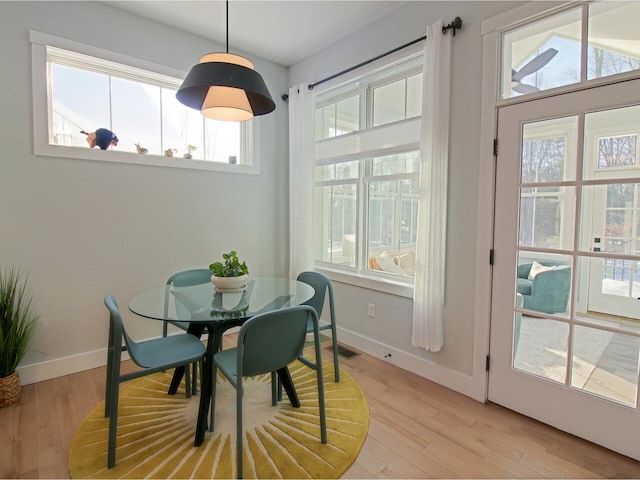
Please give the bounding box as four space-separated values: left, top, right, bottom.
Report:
176 1 275 121
177 52 275 122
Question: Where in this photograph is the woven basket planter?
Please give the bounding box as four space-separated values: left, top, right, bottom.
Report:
0 371 22 408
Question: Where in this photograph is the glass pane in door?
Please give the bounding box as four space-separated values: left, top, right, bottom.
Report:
520 186 575 250
516 252 572 316
583 104 640 180
513 316 569 383
579 183 640 257
521 116 578 183
581 105 640 320
571 325 640 407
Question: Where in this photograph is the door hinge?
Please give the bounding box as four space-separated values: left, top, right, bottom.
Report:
493 139 498 156
489 249 495 265
486 355 490 372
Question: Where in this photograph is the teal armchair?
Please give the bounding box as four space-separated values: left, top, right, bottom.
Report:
517 261 571 314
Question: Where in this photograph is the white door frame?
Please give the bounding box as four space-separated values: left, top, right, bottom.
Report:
474 0 640 402
473 1 569 403
475 0 640 460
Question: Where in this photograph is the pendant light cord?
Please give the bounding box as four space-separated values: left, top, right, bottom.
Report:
226 0 229 53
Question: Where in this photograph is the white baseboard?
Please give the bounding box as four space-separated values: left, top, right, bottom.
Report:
17 327 477 404
17 348 116 386
336 327 479 400
16 331 212 386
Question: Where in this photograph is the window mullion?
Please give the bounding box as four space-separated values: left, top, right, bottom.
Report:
159 88 164 153
365 172 417 183
580 3 589 83
359 159 369 273
109 75 114 131
394 179 402 249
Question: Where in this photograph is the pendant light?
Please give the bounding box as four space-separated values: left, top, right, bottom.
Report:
176 1 275 121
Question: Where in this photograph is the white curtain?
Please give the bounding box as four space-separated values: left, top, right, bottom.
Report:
412 20 452 352
288 83 316 279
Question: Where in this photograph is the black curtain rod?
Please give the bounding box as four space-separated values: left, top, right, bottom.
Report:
308 35 426 91
281 17 461 101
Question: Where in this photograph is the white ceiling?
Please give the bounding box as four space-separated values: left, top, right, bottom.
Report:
106 1 408 67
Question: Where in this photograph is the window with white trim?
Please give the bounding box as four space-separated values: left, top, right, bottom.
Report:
501 2 640 100
313 55 422 282
31 31 257 173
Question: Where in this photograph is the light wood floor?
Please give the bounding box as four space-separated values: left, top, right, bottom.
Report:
2 338 640 479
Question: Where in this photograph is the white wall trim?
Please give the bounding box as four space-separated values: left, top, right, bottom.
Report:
337 327 478 400
17 348 116 386
17 324 477 402
480 1 574 35
16 331 214 386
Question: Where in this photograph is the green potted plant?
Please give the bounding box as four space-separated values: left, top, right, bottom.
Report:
183 144 197 159
209 250 249 292
0 266 39 407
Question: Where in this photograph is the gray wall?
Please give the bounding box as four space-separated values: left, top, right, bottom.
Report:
0 1 289 382
1 0 526 393
289 1 523 381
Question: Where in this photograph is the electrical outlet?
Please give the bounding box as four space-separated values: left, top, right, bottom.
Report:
367 303 375 318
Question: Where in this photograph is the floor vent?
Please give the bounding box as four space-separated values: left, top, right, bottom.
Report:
331 345 360 359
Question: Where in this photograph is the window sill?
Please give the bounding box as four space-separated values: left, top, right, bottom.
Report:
315 265 414 298
33 144 260 175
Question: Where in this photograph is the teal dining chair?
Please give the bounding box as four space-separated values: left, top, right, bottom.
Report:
163 268 211 394
104 295 206 469
210 305 327 479
297 271 340 381
163 268 212 337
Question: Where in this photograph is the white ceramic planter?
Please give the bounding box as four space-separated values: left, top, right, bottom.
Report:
211 274 249 292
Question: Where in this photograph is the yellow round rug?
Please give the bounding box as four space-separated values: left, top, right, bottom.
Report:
69 360 369 479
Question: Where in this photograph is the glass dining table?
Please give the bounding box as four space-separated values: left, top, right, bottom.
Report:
129 276 314 446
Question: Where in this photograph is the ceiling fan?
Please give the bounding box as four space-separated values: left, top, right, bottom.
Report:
511 48 558 94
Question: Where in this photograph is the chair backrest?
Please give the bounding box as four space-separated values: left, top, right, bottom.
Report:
167 269 212 287
238 305 316 377
164 269 212 321
297 271 332 318
104 295 149 369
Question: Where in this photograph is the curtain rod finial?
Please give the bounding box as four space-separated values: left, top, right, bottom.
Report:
443 16 462 36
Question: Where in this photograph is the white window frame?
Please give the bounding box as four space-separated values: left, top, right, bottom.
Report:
30 30 260 175
313 50 423 298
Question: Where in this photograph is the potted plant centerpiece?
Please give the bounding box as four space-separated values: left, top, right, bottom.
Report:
0 266 39 407
209 250 249 292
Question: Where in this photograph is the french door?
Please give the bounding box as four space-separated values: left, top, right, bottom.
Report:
489 78 640 461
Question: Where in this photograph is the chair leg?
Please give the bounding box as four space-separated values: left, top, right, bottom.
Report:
270 372 277 406
330 323 340 382
331 340 340 382
185 366 191 398
312 362 328 444
236 377 244 479
210 366 218 432
104 351 113 418
313 321 328 444
191 361 198 395
107 380 120 468
316 365 327 444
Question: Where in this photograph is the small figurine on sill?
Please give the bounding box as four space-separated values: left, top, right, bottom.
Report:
81 128 119 150
135 143 149 155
